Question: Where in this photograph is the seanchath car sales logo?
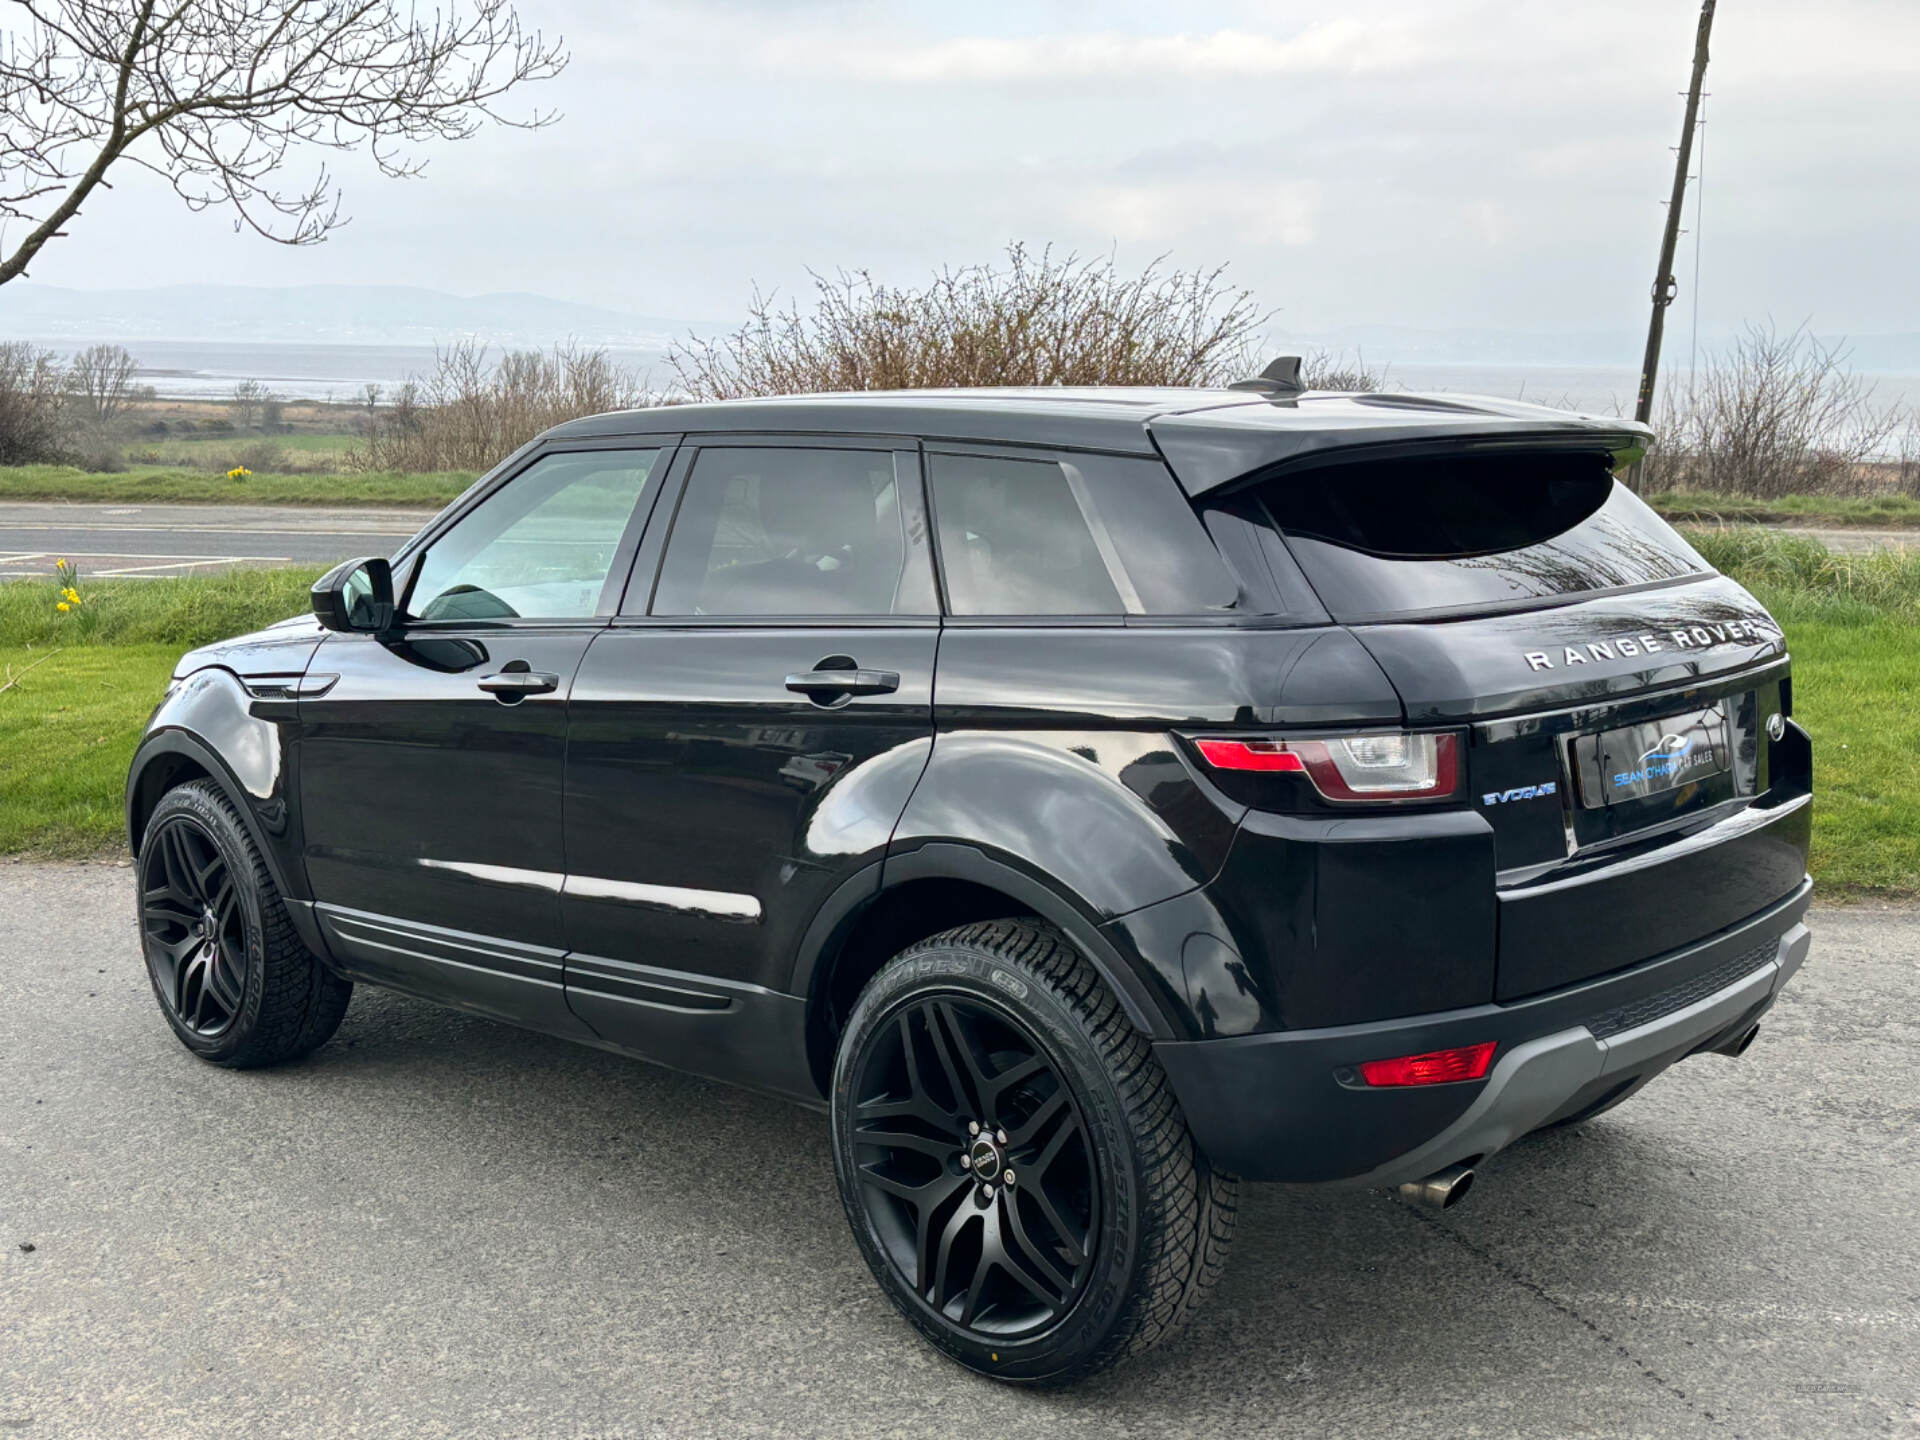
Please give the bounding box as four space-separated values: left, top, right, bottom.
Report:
1612 732 1717 791
1522 619 1771 672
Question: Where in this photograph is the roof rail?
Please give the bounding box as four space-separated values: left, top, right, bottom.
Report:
1227 355 1306 396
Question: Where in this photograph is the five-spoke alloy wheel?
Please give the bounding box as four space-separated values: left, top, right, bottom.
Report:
831 919 1237 1386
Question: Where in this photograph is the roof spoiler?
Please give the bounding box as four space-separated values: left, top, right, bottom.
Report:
1227 355 1306 397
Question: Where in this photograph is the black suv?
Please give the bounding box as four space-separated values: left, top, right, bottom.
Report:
127 377 1813 1385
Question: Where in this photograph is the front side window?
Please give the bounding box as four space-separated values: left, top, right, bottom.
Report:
652 447 927 616
407 449 661 622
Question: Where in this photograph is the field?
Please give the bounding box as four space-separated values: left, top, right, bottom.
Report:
1651 490 1920 528
0 462 472 507
0 532 1913 898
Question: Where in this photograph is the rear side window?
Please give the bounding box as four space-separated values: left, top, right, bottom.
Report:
928 451 1237 616
1259 453 1708 621
652 447 933 617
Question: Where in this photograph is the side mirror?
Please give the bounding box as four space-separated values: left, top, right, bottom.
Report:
312 556 395 633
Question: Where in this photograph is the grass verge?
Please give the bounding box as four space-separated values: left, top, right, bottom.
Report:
0 463 469 507
0 568 323 649
1652 490 1920 528
0 645 176 857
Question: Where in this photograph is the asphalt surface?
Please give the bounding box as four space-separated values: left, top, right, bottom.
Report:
1 865 1916 1440
0 502 428 579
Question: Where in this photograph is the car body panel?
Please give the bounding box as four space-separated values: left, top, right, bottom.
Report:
295 626 602 1039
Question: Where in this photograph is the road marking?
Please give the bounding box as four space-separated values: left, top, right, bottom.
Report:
0 548 293 562
92 559 272 576
0 524 411 537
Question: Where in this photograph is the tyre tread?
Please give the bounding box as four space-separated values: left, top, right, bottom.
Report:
143 781 350 1068
875 916 1238 1383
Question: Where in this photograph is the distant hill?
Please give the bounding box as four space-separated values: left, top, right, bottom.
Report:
0 283 717 348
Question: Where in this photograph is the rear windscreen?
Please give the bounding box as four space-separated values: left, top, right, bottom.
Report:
1257 452 1709 621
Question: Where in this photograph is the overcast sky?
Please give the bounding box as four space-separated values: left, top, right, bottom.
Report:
22 0 1920 339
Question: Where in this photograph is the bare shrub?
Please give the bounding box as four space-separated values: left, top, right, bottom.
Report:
65 343 137 425
671 244 1269 399
1644 323 1903 499
230 379 270 430
230 440 290 474
357 341 652 473
0 341 70 464
1895 423 1920 501
1300 349 1382 392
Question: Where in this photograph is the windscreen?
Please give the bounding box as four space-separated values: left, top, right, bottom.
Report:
1257 452 1710 621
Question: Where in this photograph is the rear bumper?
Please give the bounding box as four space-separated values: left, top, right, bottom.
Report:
1155 878 1812 1184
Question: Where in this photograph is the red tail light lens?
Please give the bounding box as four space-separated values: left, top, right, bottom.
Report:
1357 1041 1497 1088
1193 732 1460 802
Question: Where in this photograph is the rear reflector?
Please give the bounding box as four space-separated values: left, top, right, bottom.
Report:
1193 732 1460 802
1357 1041 1497 1088
1192 739 1306 773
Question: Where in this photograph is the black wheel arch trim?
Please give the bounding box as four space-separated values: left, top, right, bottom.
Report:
789 842 1183 1046
126 726 332 963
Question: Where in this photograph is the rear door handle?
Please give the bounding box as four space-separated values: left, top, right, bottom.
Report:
478 670 559 698
784 669 901 698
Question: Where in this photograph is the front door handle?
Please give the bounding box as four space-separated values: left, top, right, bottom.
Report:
478 669 559 699
784 668 901 699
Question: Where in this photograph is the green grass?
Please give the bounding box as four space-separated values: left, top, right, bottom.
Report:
150 432 365 455
1653 490 1920 527
0 644 177 857
1756 606 1918 899
0 463 471 507
1684 527 1920 620
0 568 323 649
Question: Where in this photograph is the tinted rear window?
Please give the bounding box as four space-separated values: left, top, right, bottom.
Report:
1257 453 1709 621
928 451 1237 616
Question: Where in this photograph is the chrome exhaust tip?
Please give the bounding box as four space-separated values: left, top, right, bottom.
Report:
1397 1162 1476 1210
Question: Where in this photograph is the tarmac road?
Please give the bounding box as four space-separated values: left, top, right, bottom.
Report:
1 865 1916 1440
0 502 429 579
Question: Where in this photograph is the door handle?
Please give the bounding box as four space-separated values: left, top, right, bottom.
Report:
478 669 559 698
784 669 901 698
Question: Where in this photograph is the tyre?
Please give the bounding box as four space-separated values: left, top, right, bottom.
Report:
136 779 352 1067
830 918 1236 1386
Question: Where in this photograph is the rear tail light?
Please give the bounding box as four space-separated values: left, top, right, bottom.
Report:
1357 1041 1497 1087
1193 732 1460 803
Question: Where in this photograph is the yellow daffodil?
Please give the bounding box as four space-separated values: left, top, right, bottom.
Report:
56 601 70 612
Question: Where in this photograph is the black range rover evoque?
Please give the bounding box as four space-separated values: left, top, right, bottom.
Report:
127 367 1813 1384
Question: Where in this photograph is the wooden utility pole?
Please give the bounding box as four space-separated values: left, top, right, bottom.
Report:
1631 0 1717 487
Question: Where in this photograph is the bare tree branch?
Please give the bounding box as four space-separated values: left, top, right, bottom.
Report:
0 0 567 285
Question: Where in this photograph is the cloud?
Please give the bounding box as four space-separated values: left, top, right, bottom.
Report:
761 22 1414 84
1071 178 1321 250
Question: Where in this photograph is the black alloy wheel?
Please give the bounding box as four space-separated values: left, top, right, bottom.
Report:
848 994 1098 1336
140 814 248 1038
832 919 1237 1385
135 779 353 1067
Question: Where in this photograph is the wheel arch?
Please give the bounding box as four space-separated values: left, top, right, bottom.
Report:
793 843 1188 1095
